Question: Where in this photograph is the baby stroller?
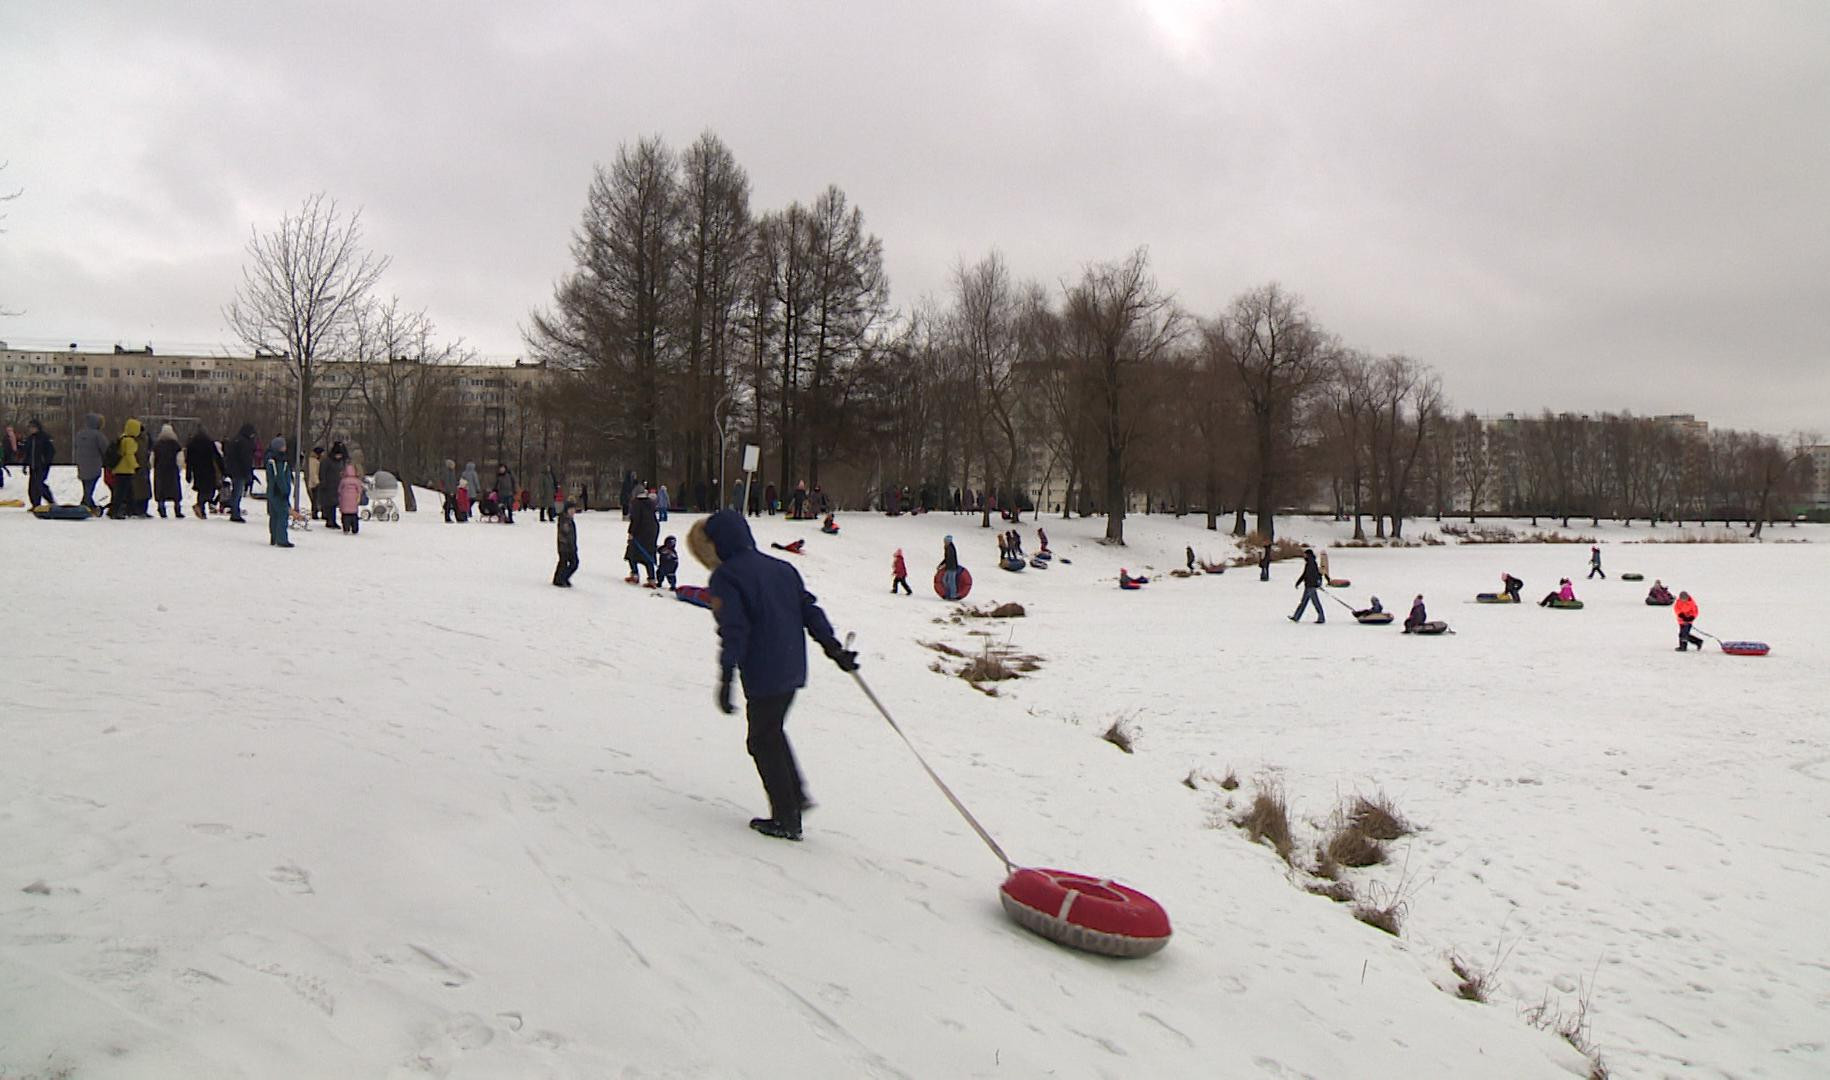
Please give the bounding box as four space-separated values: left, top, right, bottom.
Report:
362 470 401 522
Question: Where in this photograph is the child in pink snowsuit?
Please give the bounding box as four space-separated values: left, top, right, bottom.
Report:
337 463 363 535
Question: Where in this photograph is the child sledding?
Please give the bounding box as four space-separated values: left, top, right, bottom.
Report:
1539 579 1584 609
1352 596 1394 625
1645 580 1674 606
1402 594 1450 634
1119 569 1149 590
1477 573 1524 603
770 538 806 555
820 513 839 535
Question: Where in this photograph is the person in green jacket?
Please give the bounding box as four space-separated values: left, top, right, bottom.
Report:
265 435 294 548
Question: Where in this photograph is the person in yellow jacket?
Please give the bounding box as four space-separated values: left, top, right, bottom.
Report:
108 418 144 519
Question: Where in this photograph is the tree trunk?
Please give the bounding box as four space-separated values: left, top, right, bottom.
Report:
1104 445 1125 542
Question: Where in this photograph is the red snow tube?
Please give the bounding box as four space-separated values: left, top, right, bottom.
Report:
998 867 1172 958
1720 641 1769 656
934 566 973 601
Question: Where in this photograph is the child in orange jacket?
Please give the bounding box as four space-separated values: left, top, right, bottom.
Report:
1674 591 1705 651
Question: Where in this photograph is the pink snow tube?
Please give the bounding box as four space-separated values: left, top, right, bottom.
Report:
998 868 1172 958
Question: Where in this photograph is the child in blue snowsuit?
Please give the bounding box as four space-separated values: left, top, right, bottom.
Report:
657 536 680 590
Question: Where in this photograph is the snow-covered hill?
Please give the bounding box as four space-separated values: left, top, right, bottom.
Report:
4 469 1824 1079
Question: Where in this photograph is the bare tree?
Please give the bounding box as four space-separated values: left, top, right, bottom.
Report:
1378 356 1442 538
1062 248 1183 543
1222 283 1333 541
349 297 470 488
1452 412 1490 521
0 160 20 316
224 193 390 508
953 252 1024 527
677 132 754 506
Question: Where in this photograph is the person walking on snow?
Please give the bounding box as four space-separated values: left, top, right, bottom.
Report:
442 458 459 522
309 447 326 519
1259 542 1274 582
223 423 258 522
1674 591 1705 651
626 485 661 585
152 424 184 517
688 509 858 843
494 464 517 524
537 464 556 522
337 462 363 534
184 427 223 519
1290 547 1326 623
74 413 109 512
553 501 580 587
265 436 294 547
22 419 56 509
1588 545 1605 580
891 548 911 595
656 484 671 522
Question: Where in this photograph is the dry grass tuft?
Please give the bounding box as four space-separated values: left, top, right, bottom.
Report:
1234 784 1295 866
1348 793 1412 841
1324 825 1388 869
1219 769 1240 791
1102 719 1136 754
1353 894 1405 936
923 640 965 658
1305 879 1356 904
960 647 1018 684
964 601 1027 618
1182 769 1199 790
1450 955 1494 1003
1525 984 1609 1079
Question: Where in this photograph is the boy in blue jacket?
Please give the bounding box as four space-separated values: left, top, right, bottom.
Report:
689 510 857 841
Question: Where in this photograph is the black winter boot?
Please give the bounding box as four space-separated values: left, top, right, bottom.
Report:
749 818 802 842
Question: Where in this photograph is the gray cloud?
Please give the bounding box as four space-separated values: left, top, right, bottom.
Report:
2 0 1824 431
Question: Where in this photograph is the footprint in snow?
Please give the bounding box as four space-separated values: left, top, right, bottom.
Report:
266 864 314 895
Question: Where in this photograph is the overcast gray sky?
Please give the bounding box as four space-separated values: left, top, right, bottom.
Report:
2 1 1825 432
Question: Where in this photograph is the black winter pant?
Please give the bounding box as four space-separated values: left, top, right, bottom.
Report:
554 552 579 586
1588 565 1604 579
28 468 54 508
80 474 99 508
893 575 911 595
746 691 805 830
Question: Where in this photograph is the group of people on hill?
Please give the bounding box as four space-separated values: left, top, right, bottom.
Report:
440 460 557 526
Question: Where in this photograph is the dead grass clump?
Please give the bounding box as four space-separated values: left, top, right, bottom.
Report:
960 648 1018 684
1182 769 1199 790
1525 985 1609 1079
1219 769 1240 791
1102 718 1136 754
964 601 1026 618
1231 533 1307 567
1305 880 1356 904
1234 784 1295 866
1353 893 1405 936
1450 955 1494 1003
1324 825 1388 869
923 640 965 658
1348 793 1412 841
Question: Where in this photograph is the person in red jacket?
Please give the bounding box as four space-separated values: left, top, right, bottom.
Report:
1674 591 1705 651
891 548 910 595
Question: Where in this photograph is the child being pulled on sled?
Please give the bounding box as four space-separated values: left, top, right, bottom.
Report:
1353 596 1384 619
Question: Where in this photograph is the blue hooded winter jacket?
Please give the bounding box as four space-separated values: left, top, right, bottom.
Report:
704 510 842 699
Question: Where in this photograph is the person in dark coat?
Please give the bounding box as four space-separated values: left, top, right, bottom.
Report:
184 428 223 519
21 419 56 509
537 464 557 522
656 535 680 589
689 509 857 842
265 435 294 548
152 423 184 518
1259 542 1274 582
494 463 517 524
222 422 258 523
320 443 349 529
553 500 579 587
1502 573 1523 603
1290 547 1326 623
1403 595 1428 633
74 412 109 511
619 469 638 518
625 486 661 584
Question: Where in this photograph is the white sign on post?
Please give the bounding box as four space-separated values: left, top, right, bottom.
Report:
741 444 760 471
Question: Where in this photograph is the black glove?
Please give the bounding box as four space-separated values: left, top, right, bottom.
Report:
717 677 736 715
823 641 860 673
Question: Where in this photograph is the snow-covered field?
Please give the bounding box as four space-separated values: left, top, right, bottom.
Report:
4 466 1826 1079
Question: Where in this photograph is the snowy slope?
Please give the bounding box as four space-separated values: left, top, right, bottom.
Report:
3 469 1824 1079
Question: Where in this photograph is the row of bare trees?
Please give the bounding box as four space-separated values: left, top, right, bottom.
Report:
201 139 1817 533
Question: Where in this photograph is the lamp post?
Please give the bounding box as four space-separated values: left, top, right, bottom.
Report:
713 389 734 510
